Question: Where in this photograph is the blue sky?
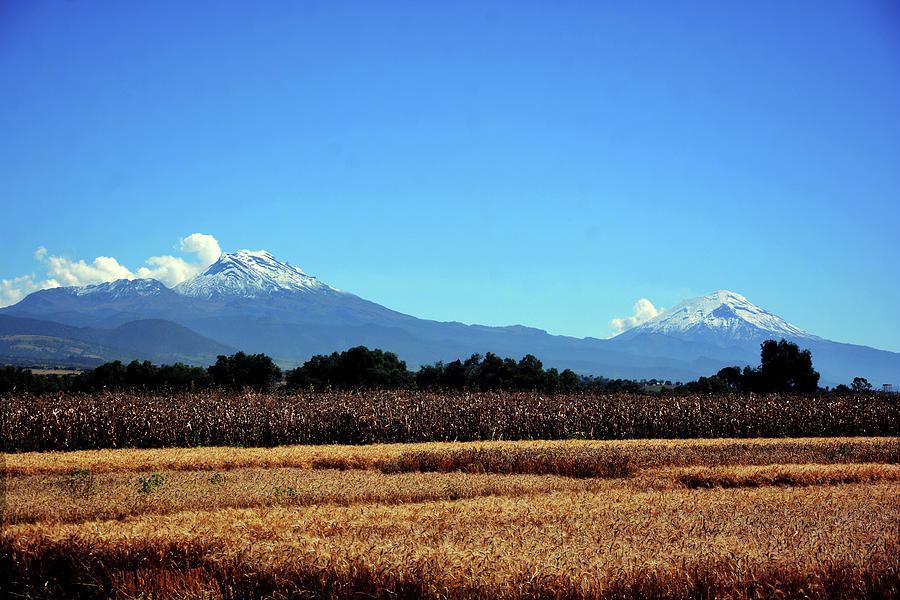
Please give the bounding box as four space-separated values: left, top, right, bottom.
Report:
2 0 899 352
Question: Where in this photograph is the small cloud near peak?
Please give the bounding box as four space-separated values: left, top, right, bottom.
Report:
135 233 222 286
179 233 221 266
610 298 663 336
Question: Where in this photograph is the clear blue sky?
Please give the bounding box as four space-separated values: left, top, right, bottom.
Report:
2 0 899 352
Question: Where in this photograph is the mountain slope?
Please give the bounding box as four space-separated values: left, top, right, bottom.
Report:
4 278 203 328
101 319 236 360
0 314 235 365
174 250 340 299
2 254 897 386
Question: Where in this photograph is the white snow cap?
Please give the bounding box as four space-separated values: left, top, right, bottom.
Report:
619 290 815 342
174 249 343 299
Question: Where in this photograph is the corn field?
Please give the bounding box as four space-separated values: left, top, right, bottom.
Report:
2 389 898 452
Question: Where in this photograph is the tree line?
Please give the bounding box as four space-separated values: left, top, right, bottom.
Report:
0 352 280 395
1 348 589 395
0 339 882 396
287 347 585 392
681 339 821 395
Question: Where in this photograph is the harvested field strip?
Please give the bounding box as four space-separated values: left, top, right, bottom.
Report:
382 446 634 477
4 483 899 600
3 468 604 526
5 436 898 476
8 462 900 527
672 462 900 488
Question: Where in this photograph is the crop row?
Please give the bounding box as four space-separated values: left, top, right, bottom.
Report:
3 389 898 452
5 481 898 599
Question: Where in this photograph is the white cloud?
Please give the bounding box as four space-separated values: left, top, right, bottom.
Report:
610 298 663 335
0 233 222 307
0 275 46 307
135 234 222 287
179 233 221 266
44 254 133 287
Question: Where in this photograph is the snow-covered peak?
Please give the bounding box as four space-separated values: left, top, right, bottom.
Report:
616 290 816 345
173 249 342 299
73 278 168 298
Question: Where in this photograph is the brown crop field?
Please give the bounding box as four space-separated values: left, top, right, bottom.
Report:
3 389 898 452
3 437 899 599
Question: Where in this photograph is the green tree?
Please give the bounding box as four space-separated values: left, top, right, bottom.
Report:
473 353 519 391
286 346 412 390
414 361 444 390
463 354 483 385
125 360 159 390
715 366 744 391
542 367 561 393
158 362 210 391
209 352 281 392
851 377 872 393
559 369 581 392
683 375 731 394
515 354 544 390
442 359 467 390
339 346 412 389
0 366 41 394
75 360 127 391
757 339 819 394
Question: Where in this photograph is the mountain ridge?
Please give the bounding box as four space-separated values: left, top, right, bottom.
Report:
0 314 236 365
2 250 897 386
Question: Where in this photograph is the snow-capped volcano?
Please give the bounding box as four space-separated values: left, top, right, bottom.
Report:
614 290 818 347
73 278 170 298
174 250 343 299
14 277 173 307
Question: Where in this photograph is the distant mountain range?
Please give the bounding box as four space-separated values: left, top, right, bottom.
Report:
0 314 235 367
2 250 898 387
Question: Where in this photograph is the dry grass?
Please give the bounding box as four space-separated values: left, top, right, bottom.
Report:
3 437 900 599
6 435 898 476
673 462 900 488
3 468 604 525
5 483 898 599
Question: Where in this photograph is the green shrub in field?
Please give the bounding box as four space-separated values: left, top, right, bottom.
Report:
137 473 165 495
55 468 96 499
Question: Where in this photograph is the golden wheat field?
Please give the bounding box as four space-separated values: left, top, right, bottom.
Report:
3 437 900 599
